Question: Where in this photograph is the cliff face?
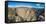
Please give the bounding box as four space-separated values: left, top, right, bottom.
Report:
16 7 36 21
8 7 37 22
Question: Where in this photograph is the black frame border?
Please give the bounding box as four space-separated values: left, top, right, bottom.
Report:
5 1 45 23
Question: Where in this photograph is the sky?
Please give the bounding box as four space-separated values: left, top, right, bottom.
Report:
8 1 45 9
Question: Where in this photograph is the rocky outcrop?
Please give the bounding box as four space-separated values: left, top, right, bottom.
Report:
8 7 37 22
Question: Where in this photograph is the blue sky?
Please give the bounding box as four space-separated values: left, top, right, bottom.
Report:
8 1 45 8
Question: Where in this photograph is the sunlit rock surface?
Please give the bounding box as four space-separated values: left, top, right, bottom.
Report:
8 7 37 22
